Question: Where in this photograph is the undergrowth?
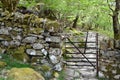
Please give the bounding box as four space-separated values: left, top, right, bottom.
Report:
94 28 114 38
57 70 65 80
98 77 108 80
0 54 31 70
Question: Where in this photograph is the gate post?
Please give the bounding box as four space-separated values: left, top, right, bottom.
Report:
96 33 99 77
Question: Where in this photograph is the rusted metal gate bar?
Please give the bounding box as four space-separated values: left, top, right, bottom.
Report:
65 32 99 76
83 32 88 54
96 33 99 77
67 37 96 69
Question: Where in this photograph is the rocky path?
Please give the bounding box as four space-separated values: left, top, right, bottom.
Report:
64 32 98 80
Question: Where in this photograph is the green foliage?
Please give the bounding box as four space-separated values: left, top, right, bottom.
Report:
39 0 113 36
19 0 37 8
0 54 31 69
0 0 115 36
0 78 5 80
98 77 108 80
57 70 65 80
0 77 13 80
94 28 114 38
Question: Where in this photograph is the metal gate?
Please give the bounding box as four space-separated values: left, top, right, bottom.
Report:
64 32 99 76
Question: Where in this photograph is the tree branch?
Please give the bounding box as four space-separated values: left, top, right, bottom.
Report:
107 0 114 12
108 13 113 16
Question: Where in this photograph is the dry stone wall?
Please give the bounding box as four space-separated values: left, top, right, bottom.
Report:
0 11 63 78
99 39 120 80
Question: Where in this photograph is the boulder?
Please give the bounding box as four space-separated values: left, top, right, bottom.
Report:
7 68 45 80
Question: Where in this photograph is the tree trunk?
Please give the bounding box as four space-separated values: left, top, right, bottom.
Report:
72 14 79 28
112 0 120 40
112 13 120 39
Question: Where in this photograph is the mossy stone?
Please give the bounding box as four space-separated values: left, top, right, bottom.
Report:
5 21 13 27
0 35 12 41
45 21 60 32
53 72 59 78
0 61 7 68
25 45 32 49
10 30 18 36
30 27 43 34
7 68 45 80
41 65 51 72
9 46 29 61
23 14 31 24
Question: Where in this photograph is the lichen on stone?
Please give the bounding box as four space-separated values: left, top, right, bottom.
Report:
41 65 51 72
30 27 43 34
7 46 29 61
0 35 12 41
45 20 60 32
7 68 45 80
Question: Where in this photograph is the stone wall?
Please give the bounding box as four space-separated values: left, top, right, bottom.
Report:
0 11 63 78
99 39 120 80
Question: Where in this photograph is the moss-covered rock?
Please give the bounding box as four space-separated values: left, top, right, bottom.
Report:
33 18 43 27
23 14 31 24
7 46 29 61
10 30 18 36
45 21 60 32
41 65 51 72
5 21 13 27
30 27 43 34
0 61 7 68
53 72 59 78
7 68 45 80
0 35 12 41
